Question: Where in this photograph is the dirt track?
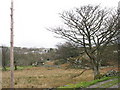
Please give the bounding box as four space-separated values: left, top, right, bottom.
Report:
88 78 119 88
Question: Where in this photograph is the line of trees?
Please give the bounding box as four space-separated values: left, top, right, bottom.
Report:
1 42 118 71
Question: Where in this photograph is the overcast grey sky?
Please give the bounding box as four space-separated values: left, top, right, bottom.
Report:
0 0 119 48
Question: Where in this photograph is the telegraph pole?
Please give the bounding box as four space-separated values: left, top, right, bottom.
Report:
10 0 14 88
118 1 120 76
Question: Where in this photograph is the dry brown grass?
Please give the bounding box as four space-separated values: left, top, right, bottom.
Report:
2 66 117 88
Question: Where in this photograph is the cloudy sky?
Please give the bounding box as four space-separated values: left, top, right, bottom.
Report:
0 0 119 48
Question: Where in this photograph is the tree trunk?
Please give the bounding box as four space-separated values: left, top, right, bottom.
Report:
2 47 7 71
90 54 100 80
14 65 17 70
93 65 100 80
2 66 6 71
2 57 6 71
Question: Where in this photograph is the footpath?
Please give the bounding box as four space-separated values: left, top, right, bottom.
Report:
87 78 119 88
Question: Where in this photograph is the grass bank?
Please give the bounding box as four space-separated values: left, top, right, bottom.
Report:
58 76 119 89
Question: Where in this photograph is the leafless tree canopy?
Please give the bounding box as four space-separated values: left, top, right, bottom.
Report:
50 5 119 78
53 6 118 50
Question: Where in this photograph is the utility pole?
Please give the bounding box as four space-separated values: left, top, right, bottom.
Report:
118 1 120 73
10 0 14 88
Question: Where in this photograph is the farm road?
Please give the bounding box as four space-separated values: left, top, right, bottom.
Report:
87 78 119 88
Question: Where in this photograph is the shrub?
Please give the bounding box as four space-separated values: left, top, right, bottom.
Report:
54 59 66 65
94 74 103 80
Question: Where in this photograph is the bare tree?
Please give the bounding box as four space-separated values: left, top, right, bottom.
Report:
49 5 119 79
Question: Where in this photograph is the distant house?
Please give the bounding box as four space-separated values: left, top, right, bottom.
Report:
24 52 29 54
113 50 118 53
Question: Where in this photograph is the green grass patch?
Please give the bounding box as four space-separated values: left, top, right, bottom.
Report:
58 76 120 89
2 66 33 71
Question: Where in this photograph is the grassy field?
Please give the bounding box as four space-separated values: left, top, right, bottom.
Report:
2 66 118 88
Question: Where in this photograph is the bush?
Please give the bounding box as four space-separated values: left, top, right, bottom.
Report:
54 59 67 65
94 74 104 80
